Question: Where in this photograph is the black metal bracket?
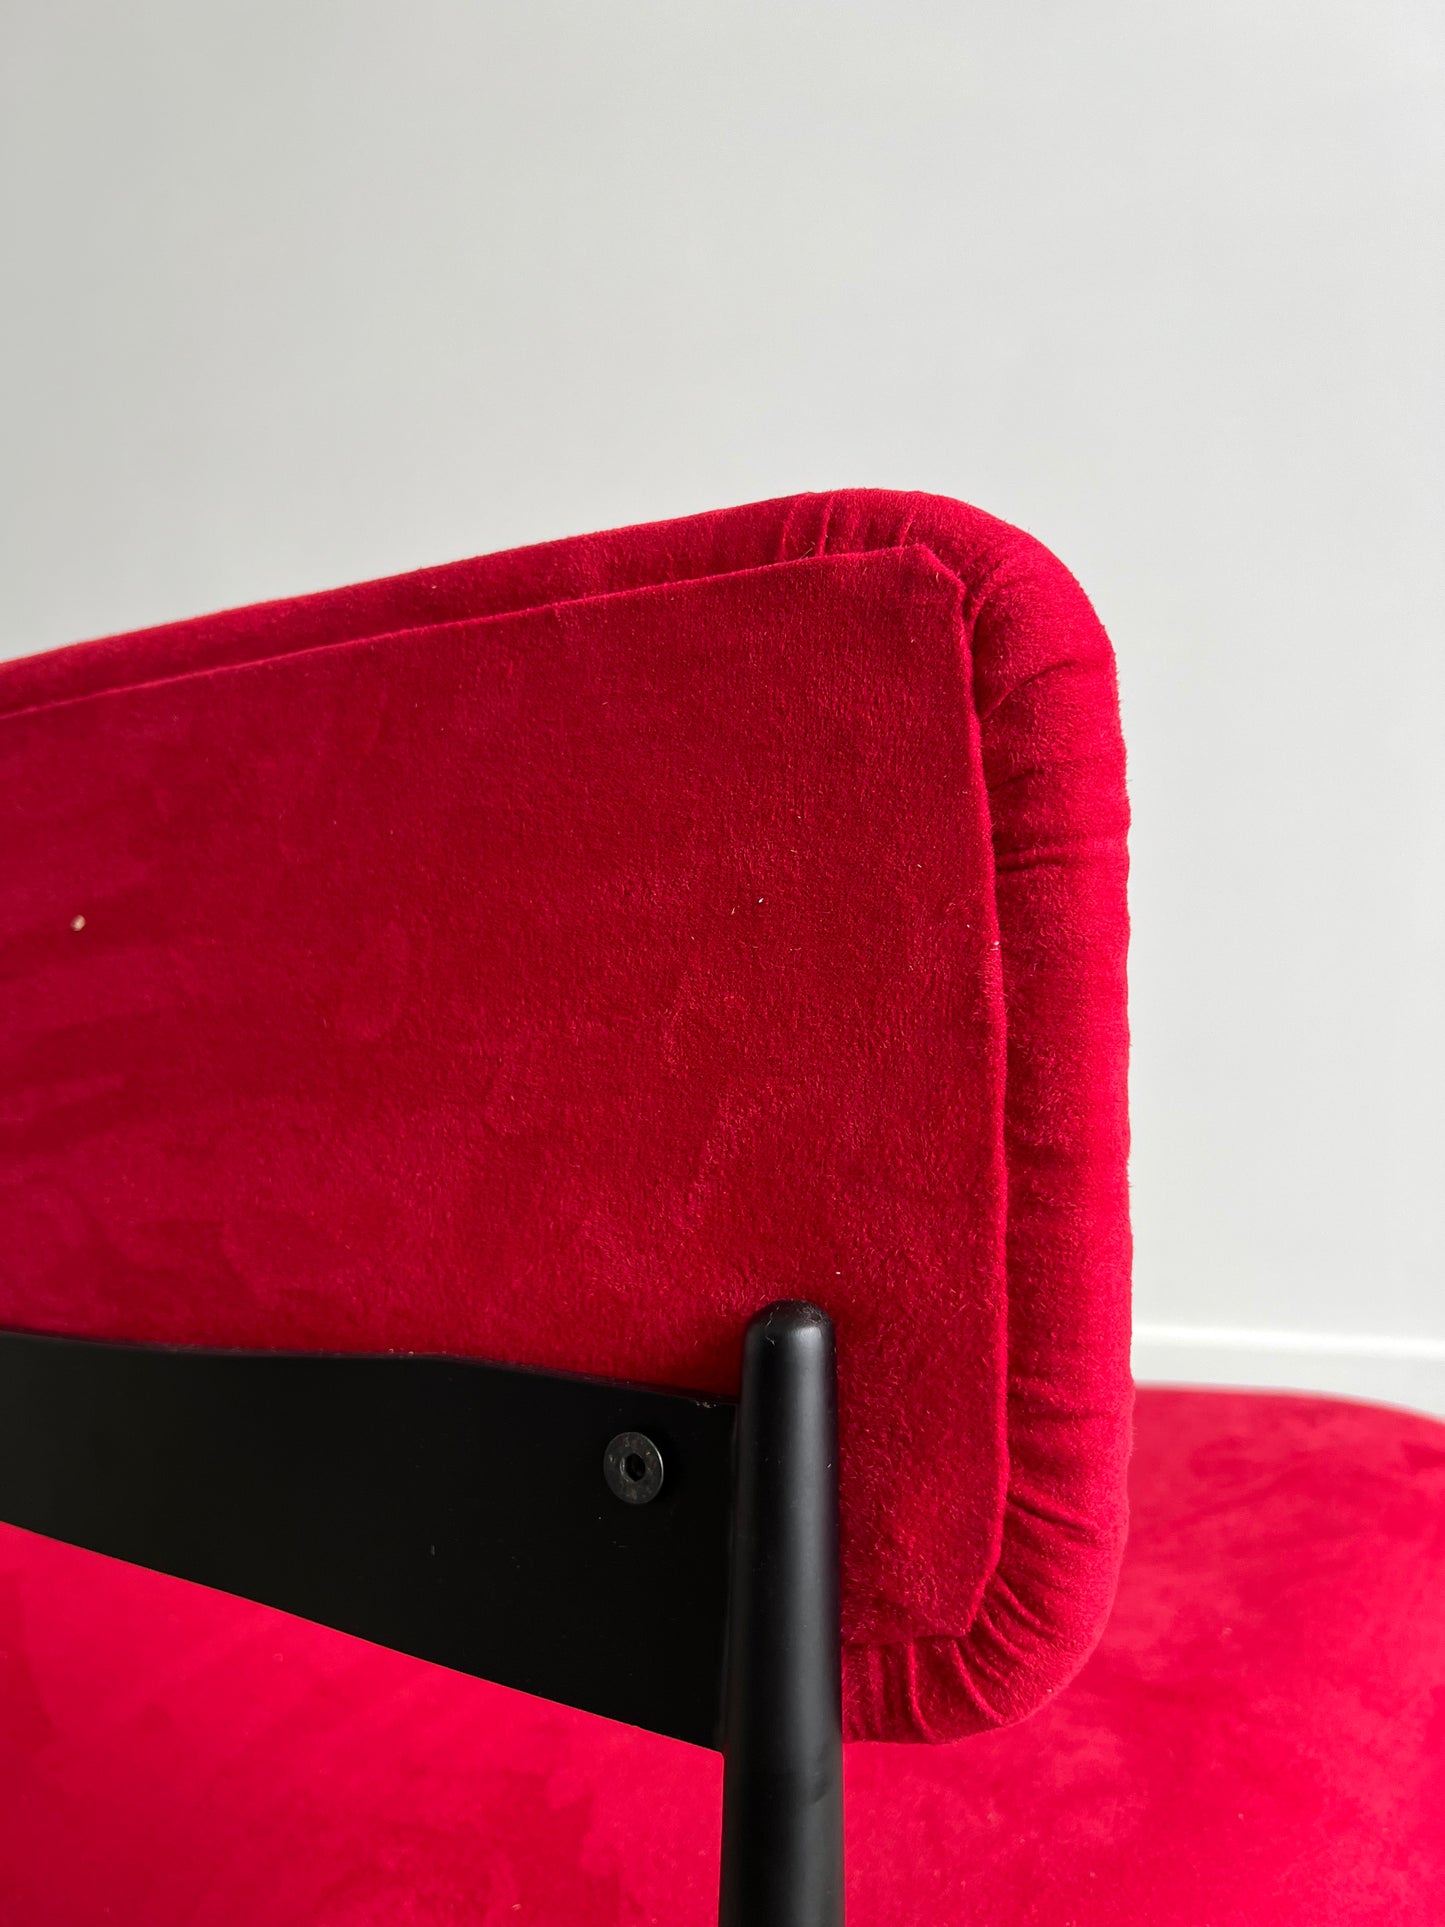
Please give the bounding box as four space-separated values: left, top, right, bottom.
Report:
0 1302 843 1925
0 1329 737 1745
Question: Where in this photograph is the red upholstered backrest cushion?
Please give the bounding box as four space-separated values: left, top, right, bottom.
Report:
0 491 1131 1743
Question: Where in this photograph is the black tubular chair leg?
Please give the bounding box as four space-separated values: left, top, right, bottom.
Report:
718 1301 844 1927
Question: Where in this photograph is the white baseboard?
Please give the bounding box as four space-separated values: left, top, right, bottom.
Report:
1131 1323 1445 1420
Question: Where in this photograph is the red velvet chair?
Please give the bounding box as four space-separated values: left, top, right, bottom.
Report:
1 492 1440 1924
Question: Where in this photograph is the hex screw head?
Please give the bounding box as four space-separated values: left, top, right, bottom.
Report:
603 1430 664 1505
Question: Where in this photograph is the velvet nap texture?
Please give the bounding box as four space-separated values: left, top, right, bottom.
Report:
2 1388 1441 1925
0 491 1132 1746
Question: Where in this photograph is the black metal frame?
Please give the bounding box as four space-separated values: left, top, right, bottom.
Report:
0 1300 843 1926
720 1303 843 1927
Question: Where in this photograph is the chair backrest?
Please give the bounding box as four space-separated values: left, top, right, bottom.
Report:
0 489 1131 1744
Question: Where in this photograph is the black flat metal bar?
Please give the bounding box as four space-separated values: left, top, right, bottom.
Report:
0 1330 735 1748
718 1302 844 1927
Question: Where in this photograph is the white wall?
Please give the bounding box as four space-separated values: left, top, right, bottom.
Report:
3 3 1442 1411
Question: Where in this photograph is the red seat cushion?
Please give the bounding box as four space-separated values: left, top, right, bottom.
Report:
2 1388 1440 1925
0 492 1131 1742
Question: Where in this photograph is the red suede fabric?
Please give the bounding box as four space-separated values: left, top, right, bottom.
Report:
0 492 1131 1741
2 1389 1440 1925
